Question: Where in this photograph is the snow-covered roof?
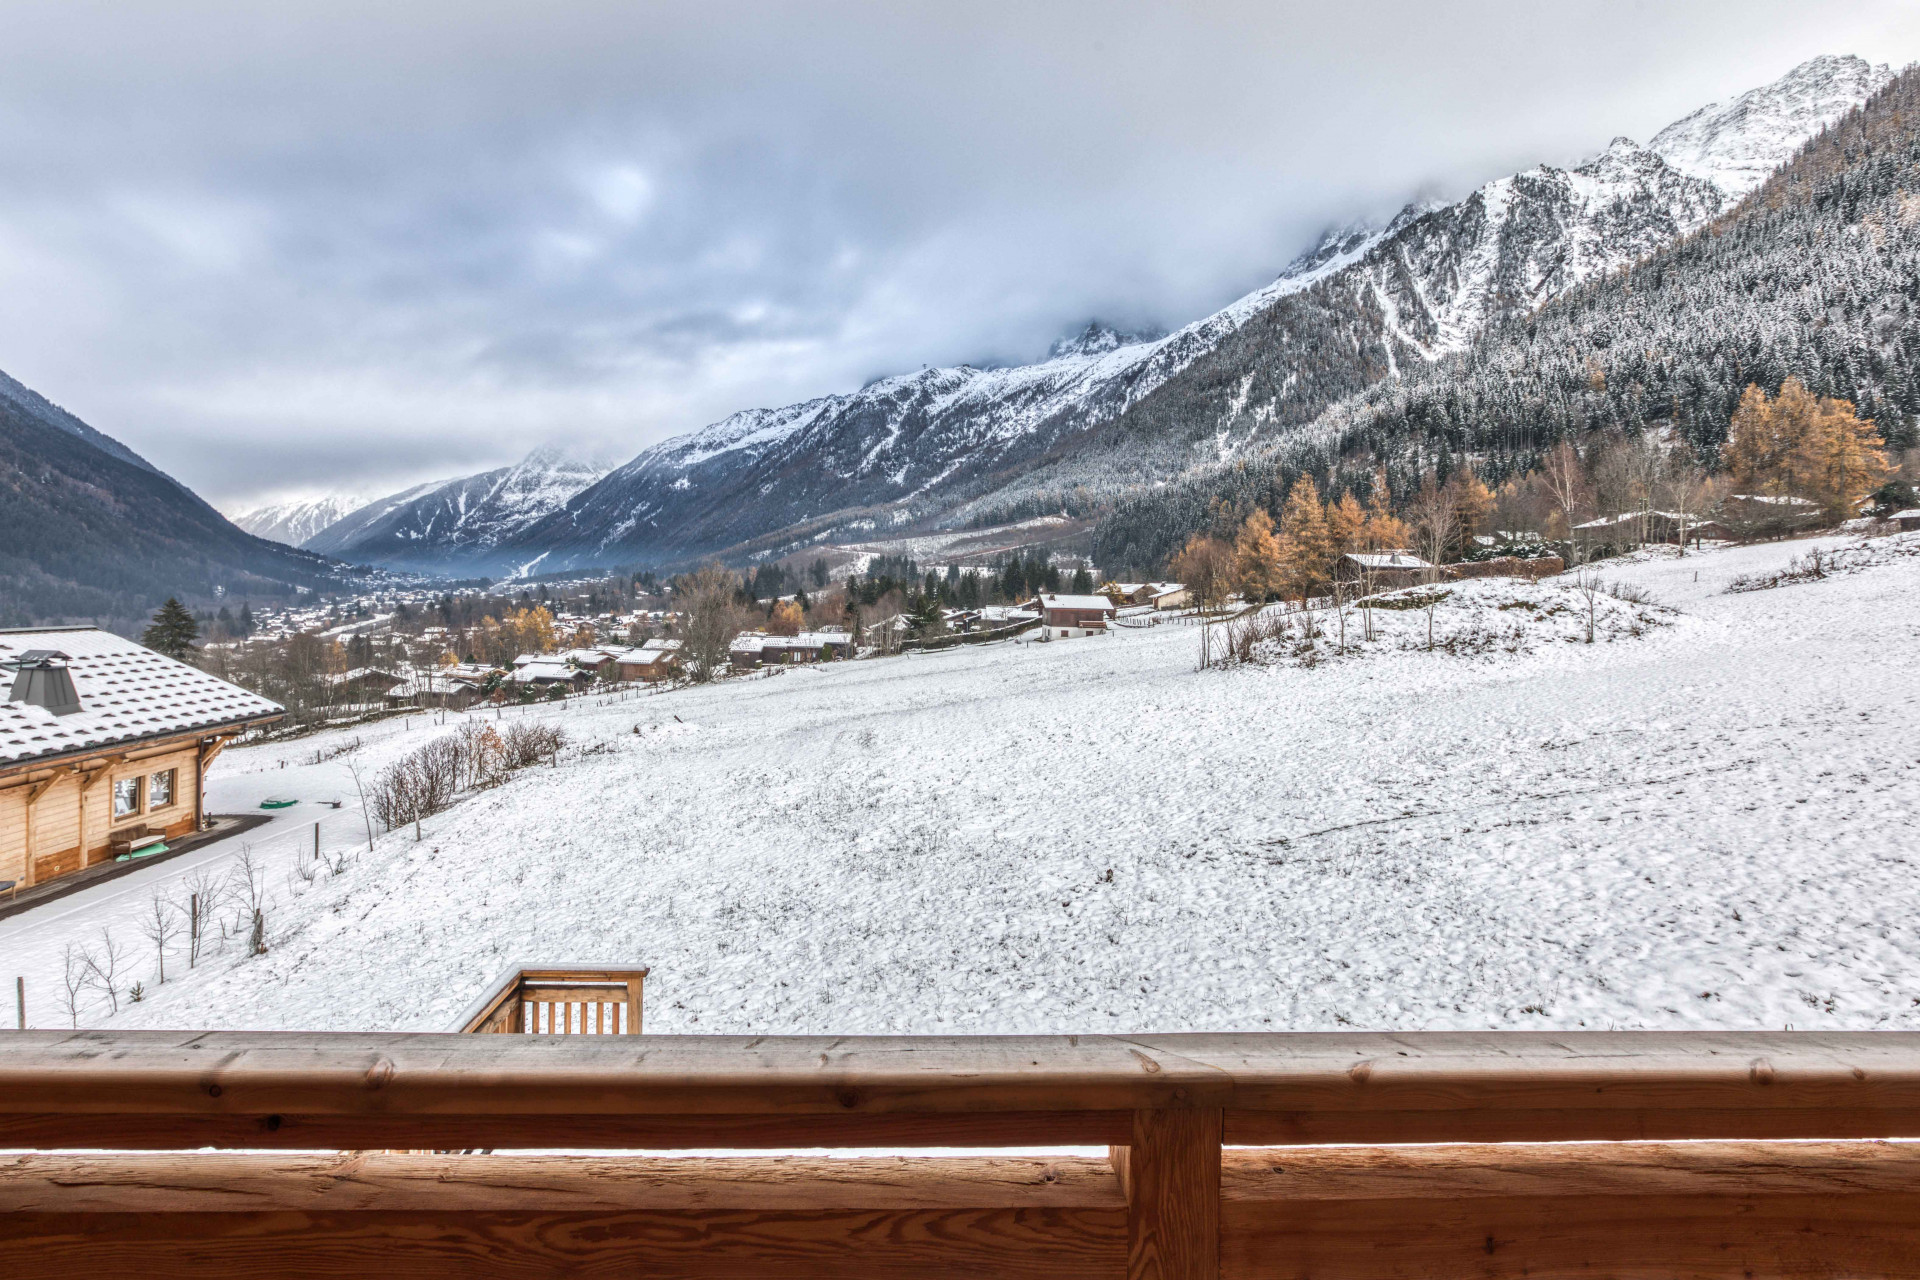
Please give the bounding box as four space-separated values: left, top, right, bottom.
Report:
639 637 683 652
1343 551 1432 569
1890 509 1920 520
0 627 284 770
510 661 585 683
609 647 674 666
325 666 401 685
1728 493 1819 507
1148 583 1187 598
386 671 487 698
730 632 770 653
559 648 619 665
1037 593 1116 612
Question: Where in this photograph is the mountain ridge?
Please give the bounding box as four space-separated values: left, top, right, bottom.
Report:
468 53 1890 575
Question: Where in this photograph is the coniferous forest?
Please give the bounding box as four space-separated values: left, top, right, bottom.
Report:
1093 68 1920 574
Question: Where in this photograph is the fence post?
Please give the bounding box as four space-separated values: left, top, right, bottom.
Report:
1115 1107 1221 1280
14 976 22 1030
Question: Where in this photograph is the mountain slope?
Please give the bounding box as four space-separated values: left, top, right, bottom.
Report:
497 54 1887 573
0 373 340 624
304 447 611 572
233 494 366 547
0 367 165 477
1093 61 1920 570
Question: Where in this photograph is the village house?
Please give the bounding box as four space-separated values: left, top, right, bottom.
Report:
1033 592 1116 637
0 627 284 890
557 647 621 676
610 641 681 683
1105 581 1187 608
1338 550 1436 590
384 670 488 710
730 630 855 670
729 632 770 671
508 660 592 691
1146 582 1189 610
1891 508 1920 532
325 666 405 704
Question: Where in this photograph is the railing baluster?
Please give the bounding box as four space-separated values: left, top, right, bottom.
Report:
1118 1108 1221 1280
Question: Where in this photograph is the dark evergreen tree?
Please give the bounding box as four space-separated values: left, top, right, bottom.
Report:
141 598 199 660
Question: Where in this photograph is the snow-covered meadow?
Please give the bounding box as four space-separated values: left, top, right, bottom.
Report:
3 533 1916 1036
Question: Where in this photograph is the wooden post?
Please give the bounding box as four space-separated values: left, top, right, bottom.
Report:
14 976 21 1030
1115 1108 1221 1280
625 973 644 1034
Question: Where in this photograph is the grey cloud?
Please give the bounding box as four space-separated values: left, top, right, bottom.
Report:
0 0 1915 508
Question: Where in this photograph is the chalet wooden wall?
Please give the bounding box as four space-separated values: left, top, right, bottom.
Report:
0 739 202 886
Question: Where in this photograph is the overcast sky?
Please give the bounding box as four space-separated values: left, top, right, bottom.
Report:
2 1 1918 511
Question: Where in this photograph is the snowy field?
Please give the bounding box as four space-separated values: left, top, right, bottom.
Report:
3 532 1917 1036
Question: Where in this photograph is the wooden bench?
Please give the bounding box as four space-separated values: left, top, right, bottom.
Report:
106 825 166 860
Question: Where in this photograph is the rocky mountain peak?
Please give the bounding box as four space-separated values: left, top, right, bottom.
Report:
1046 321 1163 361
1651 53 1893 195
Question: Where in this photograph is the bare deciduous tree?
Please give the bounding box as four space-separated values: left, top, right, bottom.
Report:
677 564 745 682
81 927 130 1014
60 943 89 1028
139 891 182 984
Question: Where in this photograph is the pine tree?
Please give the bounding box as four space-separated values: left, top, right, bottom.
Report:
141 598 199 660
1232 510 1284 601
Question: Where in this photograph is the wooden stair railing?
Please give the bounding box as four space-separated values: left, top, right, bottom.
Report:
455 963 646 1035
3 1031 1920 1278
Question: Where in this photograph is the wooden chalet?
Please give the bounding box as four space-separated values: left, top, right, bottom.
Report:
0 626 283 890
1338 549 1435 590
1034 592 1117 636
611 644 681 683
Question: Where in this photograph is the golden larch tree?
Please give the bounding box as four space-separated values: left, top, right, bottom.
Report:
1232 509 1285 602
1278 477 1333 600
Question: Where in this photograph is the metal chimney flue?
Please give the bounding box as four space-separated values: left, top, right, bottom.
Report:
7 650 82 716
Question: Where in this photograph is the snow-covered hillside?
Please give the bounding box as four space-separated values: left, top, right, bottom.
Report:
500 55 1890 574
232 494 366 547
9 531 1918 1035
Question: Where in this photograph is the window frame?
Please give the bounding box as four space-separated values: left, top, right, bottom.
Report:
148 768 176 811
111 776 142 821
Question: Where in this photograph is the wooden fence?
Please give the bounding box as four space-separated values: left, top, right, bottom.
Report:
456 964 646 1035
2 1031 1920 1277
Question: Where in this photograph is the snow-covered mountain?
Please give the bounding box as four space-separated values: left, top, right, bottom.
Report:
487 54 1891 573
232 494 367 547
304 446 612 571
1650 53 1891 193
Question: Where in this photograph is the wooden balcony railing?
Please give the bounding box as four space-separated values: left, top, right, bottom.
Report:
455 963 646 1035
2 1031 1920 1277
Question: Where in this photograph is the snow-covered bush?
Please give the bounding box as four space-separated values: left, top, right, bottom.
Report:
1214 577 1676 669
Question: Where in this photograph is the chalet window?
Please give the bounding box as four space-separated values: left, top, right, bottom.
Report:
148 769 176 809
112 777 141 820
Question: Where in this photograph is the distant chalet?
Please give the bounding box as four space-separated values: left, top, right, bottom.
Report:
1033 592 1116 637
0 627 283 889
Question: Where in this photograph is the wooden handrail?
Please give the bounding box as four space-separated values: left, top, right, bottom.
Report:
5 1030 1920 1147
4 1031 1920 1278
